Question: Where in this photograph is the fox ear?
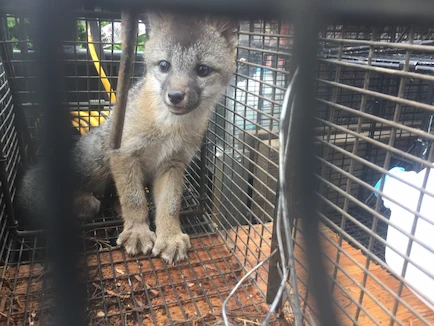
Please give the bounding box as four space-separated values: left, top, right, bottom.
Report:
146 11 172 35
211 19 239 49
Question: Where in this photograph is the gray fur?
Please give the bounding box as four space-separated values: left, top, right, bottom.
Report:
16 12 238 262
15 164 46 229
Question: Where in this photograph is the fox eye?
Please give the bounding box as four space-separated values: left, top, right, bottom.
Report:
159 60 171 73
196 65 212 77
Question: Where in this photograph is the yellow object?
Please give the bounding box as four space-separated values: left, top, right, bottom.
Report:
70 110 111 135
71 117 89 134
69 23 117 135
87 22 117 103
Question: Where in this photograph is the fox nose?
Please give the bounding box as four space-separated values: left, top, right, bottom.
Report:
168 90 185 105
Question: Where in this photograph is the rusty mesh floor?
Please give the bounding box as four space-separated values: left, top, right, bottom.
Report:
0 192 276 326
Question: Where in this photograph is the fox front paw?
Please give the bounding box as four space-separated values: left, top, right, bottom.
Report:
117 222 156 256
152 232 191 263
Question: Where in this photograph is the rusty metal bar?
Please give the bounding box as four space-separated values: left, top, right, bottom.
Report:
109 10 138 150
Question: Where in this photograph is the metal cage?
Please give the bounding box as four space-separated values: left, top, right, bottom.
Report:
0 1 434 326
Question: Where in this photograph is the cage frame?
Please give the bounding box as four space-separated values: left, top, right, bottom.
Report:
1 1 434 326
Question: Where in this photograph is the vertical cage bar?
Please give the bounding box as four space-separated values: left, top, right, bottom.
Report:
289 4 340 325
198 140 208 212
32 0 85 325
109 10 138 150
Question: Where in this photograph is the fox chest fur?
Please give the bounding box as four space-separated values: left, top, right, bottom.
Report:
119 120 203 180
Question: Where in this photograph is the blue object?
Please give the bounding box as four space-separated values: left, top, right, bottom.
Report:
374 166 405 197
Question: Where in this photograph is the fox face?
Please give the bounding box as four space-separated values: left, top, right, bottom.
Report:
144 12 238 116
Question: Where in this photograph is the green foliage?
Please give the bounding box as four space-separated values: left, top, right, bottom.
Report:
5 17 145 52
100 21 111 28
6 16 33 50
137 34 146 52
77 21 87 47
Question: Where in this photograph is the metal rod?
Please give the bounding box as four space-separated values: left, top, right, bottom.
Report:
314 220 434 325
222 248 278 325
319 37 434 52
317 78 434 112
315 176 434 273
316 155 434 229
317 98 434 142
0 155 17 230
198 141 208 212
315 117 434 170
318 58 434 82
4 0 434 24
317 136 434 199
264 68 302 325
109 10 138 150
13 228 44 237
290 5 340 325
32 0 85 325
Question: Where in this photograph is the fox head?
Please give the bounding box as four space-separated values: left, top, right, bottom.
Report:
144 12 238 117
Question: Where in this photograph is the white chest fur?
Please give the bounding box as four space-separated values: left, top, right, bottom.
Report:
120 127 199 176
119 105 210 179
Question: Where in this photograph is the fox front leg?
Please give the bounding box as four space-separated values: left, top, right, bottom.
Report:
152 162 191 263
110 151 156 255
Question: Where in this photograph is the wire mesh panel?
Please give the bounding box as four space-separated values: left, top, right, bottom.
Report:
1 4 434 326
0 13 147 147
299 25 434 325
0 56 25 262
205 19 291 295
0 10 294 326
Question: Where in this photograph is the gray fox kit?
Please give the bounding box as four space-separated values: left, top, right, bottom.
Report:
15 12 238 263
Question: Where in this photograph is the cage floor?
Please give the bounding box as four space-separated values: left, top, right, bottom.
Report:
292 220 434 326
224 221 434 325
326 208 390 263
0 211 284 326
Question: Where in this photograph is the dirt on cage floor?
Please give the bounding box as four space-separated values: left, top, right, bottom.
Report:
0 231 289 326
2 219 434 325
